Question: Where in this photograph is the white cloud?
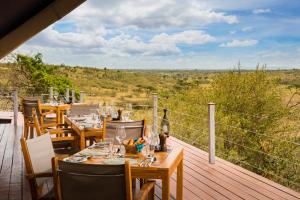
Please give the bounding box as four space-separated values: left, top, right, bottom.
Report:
66 0 238 30
150 30 215 45
22 26 215 57
253 8 271 14
242 26 253 32
220 39 258 47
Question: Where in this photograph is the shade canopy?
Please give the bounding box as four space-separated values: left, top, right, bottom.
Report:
0 0 86 59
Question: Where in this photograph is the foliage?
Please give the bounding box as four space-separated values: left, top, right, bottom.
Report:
10 53 72 95
211 69 299 188
159 68 299 190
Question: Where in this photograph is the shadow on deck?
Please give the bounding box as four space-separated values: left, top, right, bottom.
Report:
0 112 299 200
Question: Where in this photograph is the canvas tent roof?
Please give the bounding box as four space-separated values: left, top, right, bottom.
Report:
0 0 85 59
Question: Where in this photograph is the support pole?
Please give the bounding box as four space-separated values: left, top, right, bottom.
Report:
66 87 70 103
79 91 84 103
71 89 75 104
153 93 158 135
13 90 18 127
49 87 53 102
208 103 215 164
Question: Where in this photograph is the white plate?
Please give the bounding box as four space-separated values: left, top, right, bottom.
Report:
63 156 87 163
80 149 109 156
102 158 138 165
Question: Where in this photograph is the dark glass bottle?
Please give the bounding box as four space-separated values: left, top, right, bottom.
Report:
161 109 170 137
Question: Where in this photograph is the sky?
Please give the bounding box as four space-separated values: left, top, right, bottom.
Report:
12 0 300 69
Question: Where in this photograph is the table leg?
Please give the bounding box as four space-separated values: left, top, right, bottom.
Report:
80 132 85 150
176 159 183 200
56 109 60 127
60 110 64 124
162 174 170 200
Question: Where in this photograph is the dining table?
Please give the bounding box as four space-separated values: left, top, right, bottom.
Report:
64 115 105 150
64 144 184 200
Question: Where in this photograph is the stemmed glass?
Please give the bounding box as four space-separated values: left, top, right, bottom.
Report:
116 126 126 156
144 126 159 158
126 103 133 121
143 126 152 157
53 92 58 105
104 137 114 159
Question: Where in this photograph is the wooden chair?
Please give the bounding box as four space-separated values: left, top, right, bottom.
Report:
22 97 56 139
68 104 99 116
20 134 55 200
32 108 80 155
52 158 155 200
105 120 147 142
37 100 57 128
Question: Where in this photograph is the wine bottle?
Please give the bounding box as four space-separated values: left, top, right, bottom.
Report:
161 109 170 137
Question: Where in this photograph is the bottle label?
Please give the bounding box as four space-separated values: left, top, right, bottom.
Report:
162 125 168 133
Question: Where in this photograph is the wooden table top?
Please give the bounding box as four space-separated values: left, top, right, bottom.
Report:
41 103 71 110
70 145 183 172
64 115 103 131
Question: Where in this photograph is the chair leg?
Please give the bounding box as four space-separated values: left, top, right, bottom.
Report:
23 124 28 139
132 178 136 189
149 186 155 200
140 179 145 189
29 126 34 139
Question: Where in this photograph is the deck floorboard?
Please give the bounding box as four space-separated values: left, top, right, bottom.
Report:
0 112 299 200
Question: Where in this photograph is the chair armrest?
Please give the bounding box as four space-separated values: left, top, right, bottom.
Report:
26 172 52 180
47 128 74 134
134 181 155 200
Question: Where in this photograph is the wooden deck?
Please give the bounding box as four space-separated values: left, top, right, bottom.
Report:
0 112 299 200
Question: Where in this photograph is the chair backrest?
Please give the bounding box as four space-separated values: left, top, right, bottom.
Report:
106 120 146 141
32 108 75 144
52 159 132 200
32 108 43 136
22 97 41 119
21 134 55 199
69 104 99 116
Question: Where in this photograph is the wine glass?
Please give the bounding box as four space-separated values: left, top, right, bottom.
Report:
116 126 126 156
104 137 114 159
150 134 159 157
143 125 153 157
53 92 58 105
126 103 133 120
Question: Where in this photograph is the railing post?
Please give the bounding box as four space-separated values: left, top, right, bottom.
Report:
208 102 215 164
71 89 75 104
49 87 53 102
79 91 84 103
66 87 70 103
153 93 158 134
13 90 18 127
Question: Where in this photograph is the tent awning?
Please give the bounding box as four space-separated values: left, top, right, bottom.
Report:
0 0 86 59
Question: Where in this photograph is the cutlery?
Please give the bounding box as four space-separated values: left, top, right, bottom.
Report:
139 158 148 167
146 156 156 167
